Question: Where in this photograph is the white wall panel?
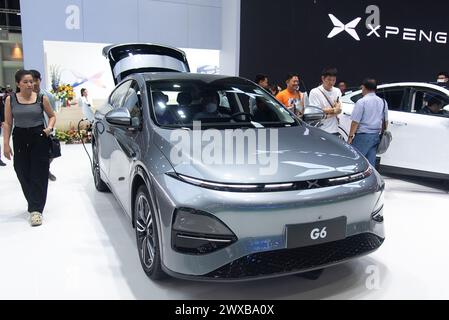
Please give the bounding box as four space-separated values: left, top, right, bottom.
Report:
138 0 189 47
20 0 240 86
154 0 221 7
83 0 139 43
220 0 240 76
20 0 84 87
188 5 221 49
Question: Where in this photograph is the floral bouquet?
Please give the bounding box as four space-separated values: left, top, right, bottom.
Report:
50 65 61 92
51 84 75 106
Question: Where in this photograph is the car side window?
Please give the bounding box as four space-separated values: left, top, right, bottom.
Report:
350 93 363 103
376 88 408 112
123 81 143 122
411 88 449 117
109 80 132 109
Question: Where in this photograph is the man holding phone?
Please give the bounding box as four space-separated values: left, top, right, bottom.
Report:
309 68 342 136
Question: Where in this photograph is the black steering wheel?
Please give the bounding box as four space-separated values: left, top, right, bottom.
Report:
230 112 253 122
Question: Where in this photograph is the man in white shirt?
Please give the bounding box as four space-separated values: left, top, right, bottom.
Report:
308 68 342 135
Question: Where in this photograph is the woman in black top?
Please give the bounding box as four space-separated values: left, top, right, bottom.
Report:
2 70 56 227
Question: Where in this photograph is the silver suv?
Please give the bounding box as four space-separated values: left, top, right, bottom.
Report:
92 44 385 281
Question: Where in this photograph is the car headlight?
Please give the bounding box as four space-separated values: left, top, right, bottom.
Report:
172 208 237 255
167 172 261 192
371 191 384 223
173 208 235 235
328 166 373 185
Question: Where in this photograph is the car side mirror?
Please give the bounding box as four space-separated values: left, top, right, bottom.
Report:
303 106 325 123
106 108 139 128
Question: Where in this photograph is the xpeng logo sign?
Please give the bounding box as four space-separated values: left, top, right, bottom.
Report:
327 5 448 44
328 15 362 41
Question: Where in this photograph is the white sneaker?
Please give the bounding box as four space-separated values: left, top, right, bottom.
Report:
30 212 43 227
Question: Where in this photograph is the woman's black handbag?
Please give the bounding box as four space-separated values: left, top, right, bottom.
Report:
39 94 62 159
48 135 61 159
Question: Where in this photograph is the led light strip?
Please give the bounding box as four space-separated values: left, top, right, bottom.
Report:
180 175 259 190
168 167 373 192
177 234 233 243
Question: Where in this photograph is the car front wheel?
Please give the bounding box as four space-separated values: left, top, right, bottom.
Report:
92 143 110 192
134 185 166 280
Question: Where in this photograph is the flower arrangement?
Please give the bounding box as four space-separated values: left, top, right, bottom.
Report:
50 65 61 92
55 128 91 144
51 84 75 104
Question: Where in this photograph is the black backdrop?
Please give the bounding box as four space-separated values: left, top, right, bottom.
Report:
239 0 449 90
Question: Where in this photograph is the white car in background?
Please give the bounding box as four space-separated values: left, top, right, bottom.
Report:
338 82 449 181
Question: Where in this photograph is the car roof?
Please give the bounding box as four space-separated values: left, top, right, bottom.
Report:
379 82 449 92
344 82 449 97
142 72 250 84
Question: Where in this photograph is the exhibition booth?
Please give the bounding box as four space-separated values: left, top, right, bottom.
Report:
1 0 449 301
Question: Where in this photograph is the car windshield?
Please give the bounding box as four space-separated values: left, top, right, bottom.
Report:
147 79 299 129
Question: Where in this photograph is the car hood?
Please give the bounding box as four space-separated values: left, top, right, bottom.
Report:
154 125 368 184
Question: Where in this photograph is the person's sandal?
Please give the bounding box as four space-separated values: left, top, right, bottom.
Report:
30 212 43 227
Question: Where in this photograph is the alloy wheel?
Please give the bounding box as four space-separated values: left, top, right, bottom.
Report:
136 194 156 269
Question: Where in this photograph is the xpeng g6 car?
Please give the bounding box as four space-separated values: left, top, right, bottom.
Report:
92 44 385 281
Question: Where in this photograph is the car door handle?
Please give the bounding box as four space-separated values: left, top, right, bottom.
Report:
391 121 407 126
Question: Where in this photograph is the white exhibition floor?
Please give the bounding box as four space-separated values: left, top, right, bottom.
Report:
1 144 449 300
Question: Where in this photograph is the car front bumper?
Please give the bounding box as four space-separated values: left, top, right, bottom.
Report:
153 170 385 281
163 233 384 282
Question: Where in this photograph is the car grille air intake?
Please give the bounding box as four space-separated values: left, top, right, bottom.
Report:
205 233 383 279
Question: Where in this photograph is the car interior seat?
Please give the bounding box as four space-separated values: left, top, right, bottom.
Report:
177 91 192 107
177 91 198 122
152 91 177 124
152 91 169 108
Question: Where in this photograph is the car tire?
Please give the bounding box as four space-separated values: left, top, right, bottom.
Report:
92 143 110 193
443 179 449 191
134 185 166 280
